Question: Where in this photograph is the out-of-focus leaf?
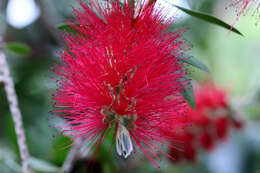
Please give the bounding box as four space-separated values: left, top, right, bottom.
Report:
4 113 20 157
29 157 59 173
99 127 117 173
4 42 31 56
172 5 243 36
244 104 260 120
3 159 21 173
180 55 210 73
182 84 196 109
0 145 22 173
51 135 71 166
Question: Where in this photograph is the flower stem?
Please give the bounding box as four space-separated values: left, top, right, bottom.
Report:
0 50 31 173
61 146 79 173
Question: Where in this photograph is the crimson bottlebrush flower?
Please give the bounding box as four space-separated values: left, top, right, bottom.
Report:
169 82 244 162
199 131 214 150
183 143 196 161
228 0 260 26
52 0 190 168
170 131 196 162
215 116 229 140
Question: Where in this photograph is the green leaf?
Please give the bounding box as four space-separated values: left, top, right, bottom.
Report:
0 144 22 173
172 5 243 36
57 24 77 33
182 84 196 109
29 157 59 173
180 55 210 73
244 104 260 120
57 24 87 35
5 42 31 56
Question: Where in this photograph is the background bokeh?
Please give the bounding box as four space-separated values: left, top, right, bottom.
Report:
0 0 259 172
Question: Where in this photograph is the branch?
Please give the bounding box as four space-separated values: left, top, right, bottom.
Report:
60 146 79 173
0 50 31 173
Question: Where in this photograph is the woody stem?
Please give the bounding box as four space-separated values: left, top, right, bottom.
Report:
0 48 31 173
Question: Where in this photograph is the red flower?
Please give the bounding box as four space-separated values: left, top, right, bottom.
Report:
192 112 211 127
195 82 228 110
52 0 189 168
199 131 214 150
215 116 229 140
183 143 196 161
170 82 244 163
170 131 196 162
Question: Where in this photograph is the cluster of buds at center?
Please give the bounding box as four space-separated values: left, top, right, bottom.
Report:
101 106 137 130
101 106 137 158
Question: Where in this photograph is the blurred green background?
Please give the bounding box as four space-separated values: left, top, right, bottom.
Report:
0 0 259 172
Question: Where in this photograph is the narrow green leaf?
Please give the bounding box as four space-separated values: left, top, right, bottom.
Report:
182 84 196 109
172 5 243 36
57 24 76 33
181 55 210 73
5 42 31 56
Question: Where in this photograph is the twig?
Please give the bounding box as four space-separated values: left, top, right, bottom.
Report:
0 50 31 173
60 146 79 173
